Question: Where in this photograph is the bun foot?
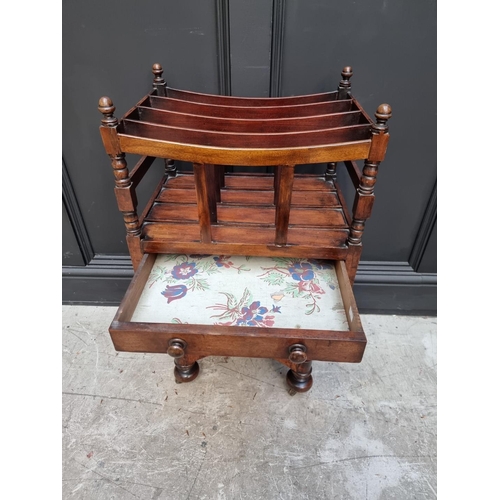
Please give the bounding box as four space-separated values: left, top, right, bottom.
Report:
174 361 200 383
286 367 313 393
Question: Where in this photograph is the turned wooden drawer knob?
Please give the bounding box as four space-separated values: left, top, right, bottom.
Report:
288 344 307 364
167 339 187 359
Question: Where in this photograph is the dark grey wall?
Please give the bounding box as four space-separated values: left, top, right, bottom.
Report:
63 0 437 314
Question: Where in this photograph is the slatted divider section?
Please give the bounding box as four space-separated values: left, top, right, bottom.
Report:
147 95 356 118
155 175 342 207
165 87 340 106
120 120 371 149
144 170 349 257
113 87 376 255
136 107 365 132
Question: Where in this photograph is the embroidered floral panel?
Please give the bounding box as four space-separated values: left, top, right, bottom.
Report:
131 254 349 331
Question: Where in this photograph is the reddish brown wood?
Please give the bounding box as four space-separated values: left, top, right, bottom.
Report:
138 176 166 226
220 189 340 207
205 164 219 220
110 321 366 363
121 119 371 149
99 69 392 391
126 234 143 270
148 95 354 118
351 96 372 125
142 221 349 248
137 106 363 132
98 96 143 269
226 174 331 191
275 165 294 245
129 155 156 186
152 63 166 97
335 260 364 331
335 181 352 227
346 244 362 285
193 163 215 242
118 133 372 166
347 104 392 281
166 87 339 106
146 203 346 227
368 133 390 162
273 166 282 205
337 66 353 100
216 164 225 189
161 174 195 189
157 188 197 204
343 160 361 188
166 338 200 383
114 185 137 212
286 361 313 393
163 173 336 192
99 126 122 156
174 359 200 383
141 239 349 261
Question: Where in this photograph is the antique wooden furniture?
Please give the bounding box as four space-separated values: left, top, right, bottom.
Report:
98 63 391 393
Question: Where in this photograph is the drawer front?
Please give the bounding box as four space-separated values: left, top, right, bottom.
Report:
110 253 366 363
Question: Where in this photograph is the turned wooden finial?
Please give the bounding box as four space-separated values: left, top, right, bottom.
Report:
98 96 117 127
152 63 166 96
338 66 353 99
152 62 163 80
373 103 392 133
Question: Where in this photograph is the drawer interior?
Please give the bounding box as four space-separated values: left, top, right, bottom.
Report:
110 253 366 363
132 254 350 331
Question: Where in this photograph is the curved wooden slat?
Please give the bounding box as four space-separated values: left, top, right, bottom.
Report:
118 133 372 166
137 106 364 133
121 119 371 149
148 96 354 119
166 87 338 106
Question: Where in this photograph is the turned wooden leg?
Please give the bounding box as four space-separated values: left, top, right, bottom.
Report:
167 339 200 384
286 361 313 393
174 359 200 383
276 344 314 393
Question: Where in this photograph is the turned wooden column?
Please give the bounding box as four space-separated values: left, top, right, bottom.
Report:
98 96 143 270
337 66 353 100
346 103 392 283
325 162 337 185
152 63 177 178
164 159 176 178
152 62 166 97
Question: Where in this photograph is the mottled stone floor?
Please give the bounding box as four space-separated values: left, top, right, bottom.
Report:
62 306 436 499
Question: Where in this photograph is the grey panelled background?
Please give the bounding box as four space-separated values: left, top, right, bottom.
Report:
62 0 437 313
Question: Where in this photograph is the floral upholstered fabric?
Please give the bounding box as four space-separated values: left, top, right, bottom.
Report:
131 254 349 331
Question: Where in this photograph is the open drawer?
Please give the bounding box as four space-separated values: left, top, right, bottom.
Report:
110 253 366 391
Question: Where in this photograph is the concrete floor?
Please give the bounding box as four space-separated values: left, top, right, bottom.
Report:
62 306 437 500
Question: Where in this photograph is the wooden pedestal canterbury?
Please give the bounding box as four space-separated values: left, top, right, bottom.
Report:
98 63 391 393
